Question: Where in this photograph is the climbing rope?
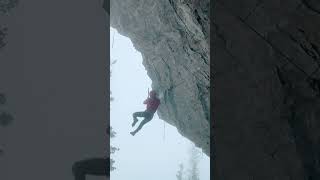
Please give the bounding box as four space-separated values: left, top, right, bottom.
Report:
112 30 115 49
163 120 165 141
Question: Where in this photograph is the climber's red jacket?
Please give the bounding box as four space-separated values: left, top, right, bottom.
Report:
143 97 160 113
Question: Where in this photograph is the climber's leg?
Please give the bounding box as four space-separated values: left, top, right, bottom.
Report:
132 111 146 127
72 158 109 180
130 112 153 135
133 111 146 118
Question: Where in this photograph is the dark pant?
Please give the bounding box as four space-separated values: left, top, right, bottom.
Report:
132 111 154 134
72 158 109 180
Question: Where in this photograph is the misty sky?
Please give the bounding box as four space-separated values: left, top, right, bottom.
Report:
110 27 210 180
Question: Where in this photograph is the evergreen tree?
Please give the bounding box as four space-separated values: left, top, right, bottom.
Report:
176 163 184 180
0 0 19 15
0 93 13 127
0 93 14 156
0 0 19 50
187 145 201 180
110 59 119 171
0 0 18 156
0 26 7 50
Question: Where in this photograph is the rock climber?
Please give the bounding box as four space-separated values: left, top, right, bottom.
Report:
130 90 160 136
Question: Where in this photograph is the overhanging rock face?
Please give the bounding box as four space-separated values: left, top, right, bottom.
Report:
109 0 210 155
213 0 320 179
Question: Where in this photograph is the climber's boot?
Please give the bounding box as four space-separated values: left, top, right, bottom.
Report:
130 131 136 136
132 117 138 127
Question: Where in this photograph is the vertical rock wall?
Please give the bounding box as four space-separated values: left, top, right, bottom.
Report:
213 0 320 179
109 0 210 155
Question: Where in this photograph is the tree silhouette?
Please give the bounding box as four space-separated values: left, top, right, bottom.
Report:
110 126 119 171
176 163 185 180
0 0 18 156
176 145 201 180
0 0 19 50
0 93 6 105
110 60 119 171
0 0 19 15
0 93 13 127
0 26 8 50
0 111 13 127
187 145 201 180
0 93 14 156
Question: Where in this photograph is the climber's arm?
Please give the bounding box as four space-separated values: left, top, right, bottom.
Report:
143 98 149 104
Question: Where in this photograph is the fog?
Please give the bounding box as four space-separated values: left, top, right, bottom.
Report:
110 27 210 180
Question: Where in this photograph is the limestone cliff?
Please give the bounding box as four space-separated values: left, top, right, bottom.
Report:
107 0 210 155
213 0 320 179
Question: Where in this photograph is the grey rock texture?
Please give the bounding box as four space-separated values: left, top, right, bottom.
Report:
213 0 320 179
109 0 210 155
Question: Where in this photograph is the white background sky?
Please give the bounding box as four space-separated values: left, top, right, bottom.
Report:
110 27 210 180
